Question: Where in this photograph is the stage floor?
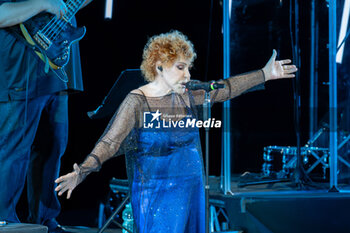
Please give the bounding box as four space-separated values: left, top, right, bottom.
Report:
208 175 350 233
57 175 350 233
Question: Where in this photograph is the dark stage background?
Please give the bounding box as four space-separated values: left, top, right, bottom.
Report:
17 0 335 227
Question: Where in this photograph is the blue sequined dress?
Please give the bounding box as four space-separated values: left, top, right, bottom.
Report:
87 70 265 233
131 113 205 233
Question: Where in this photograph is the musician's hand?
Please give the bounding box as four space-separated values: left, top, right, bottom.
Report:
262 49 298 81
55 163 82 199
44 0 67 18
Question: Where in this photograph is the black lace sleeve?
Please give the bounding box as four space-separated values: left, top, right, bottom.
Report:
78 93 143 171
190 70 265 105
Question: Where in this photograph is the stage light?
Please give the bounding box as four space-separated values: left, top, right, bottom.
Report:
229 0 232 19
336 0 350 64
105 0 113 19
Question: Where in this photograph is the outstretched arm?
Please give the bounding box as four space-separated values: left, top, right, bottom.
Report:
0 0 67 28
55 93 141 199
191 49 297 104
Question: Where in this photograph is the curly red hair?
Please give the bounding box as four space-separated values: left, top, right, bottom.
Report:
140 30 197 82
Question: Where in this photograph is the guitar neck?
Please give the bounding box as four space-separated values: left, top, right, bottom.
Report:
63 0 85 21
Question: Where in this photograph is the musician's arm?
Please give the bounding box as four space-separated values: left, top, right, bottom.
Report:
80 0 93 9
0 0 67 28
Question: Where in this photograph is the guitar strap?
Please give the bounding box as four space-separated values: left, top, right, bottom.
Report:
19 24 51 73
5 26 68 82
7 26 38 52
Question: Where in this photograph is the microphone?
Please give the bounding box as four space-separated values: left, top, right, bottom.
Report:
186 80 225 92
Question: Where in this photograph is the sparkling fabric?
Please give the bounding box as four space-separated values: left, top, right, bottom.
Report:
79 70 265 232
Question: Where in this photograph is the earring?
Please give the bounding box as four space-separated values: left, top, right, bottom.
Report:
158 66 163 72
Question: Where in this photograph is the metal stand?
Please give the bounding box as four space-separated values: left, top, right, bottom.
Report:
290 0 312 188
98 178 132 233
328 0 338 192
203 92 211 233
222 0 232 196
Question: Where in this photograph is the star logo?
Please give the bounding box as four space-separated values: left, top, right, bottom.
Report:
150 110 162 122
143 110 162 129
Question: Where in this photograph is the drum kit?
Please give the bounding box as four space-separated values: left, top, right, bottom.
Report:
262 145 329 179
262 127 350 180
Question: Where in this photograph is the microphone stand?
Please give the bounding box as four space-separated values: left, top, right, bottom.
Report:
291 0 310 189
203 91 211 233
186 80 224 233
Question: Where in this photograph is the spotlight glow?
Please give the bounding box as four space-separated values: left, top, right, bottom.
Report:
229 0 232 20
336 0 350 63
105 0 113 19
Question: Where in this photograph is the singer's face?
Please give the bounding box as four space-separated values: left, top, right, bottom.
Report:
162 58 192 94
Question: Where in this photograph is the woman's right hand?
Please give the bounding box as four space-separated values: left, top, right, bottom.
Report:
55 163 83 199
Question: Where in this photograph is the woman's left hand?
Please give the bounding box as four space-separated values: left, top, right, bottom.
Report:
262 49 298 81
55 163 83 199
